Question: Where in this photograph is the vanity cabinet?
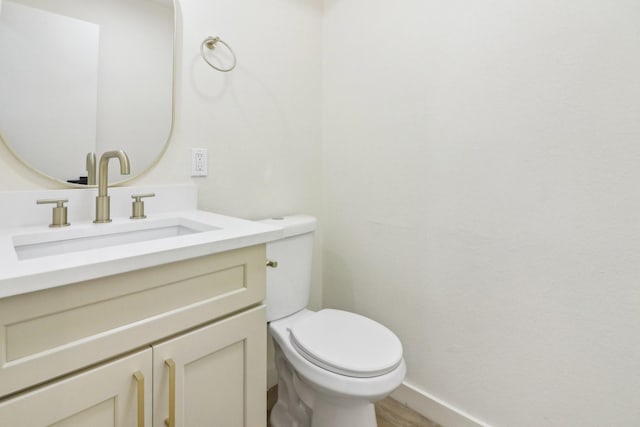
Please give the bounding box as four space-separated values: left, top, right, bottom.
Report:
0 245 267 426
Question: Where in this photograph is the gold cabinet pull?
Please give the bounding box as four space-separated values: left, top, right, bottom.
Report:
164 359 176 427
133 371 145 427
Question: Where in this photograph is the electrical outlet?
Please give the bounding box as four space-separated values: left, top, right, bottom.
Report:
191 148 208 177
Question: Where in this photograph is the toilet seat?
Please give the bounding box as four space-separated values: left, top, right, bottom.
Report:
289 309 403 378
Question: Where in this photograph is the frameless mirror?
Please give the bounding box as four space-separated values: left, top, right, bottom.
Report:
0 0 174 186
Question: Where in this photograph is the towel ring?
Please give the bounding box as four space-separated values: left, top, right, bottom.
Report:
201 36 236 72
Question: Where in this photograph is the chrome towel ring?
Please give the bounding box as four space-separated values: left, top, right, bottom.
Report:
200 36 237 72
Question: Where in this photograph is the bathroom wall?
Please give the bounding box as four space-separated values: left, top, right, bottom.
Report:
322 1 640 426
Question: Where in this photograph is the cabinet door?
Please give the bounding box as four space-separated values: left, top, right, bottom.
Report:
153 306 266 427
0 348 152 427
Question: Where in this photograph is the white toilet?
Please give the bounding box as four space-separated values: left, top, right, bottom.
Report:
261 215 406 427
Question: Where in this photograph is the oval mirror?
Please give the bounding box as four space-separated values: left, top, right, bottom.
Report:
0 0 175 186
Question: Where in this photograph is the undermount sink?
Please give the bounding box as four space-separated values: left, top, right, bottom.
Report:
12 217 218 260
0 184 284 299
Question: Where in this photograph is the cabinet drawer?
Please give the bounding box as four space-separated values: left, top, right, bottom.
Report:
0 244 265 397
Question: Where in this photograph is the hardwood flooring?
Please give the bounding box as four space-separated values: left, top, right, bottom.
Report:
375 396 441 427
267 386 440 427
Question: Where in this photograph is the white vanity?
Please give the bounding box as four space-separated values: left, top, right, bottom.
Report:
0 184 281 426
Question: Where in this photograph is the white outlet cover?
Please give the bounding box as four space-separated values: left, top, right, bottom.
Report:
191 148 208 177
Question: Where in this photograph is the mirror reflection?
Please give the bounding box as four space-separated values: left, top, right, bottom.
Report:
0 0 174 185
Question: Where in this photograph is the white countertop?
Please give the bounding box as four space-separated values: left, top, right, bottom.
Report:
0 185 283 298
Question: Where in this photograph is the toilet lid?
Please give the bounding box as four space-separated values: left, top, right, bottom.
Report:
289 309 403 378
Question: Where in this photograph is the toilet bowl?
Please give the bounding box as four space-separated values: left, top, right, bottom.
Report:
262 216 406 427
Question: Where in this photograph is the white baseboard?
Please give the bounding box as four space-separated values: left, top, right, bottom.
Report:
390 382 491 427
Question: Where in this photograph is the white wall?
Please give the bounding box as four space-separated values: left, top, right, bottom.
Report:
323 1 640 426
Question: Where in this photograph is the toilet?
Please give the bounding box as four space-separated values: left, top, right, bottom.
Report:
261 215 406 427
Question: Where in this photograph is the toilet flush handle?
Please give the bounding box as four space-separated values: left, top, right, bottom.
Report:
266 260 278 268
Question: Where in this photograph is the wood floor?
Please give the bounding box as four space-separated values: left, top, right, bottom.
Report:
375 396 441 427
267 386 441 427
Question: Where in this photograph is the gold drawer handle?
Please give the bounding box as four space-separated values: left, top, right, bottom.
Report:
165 359 176 427
133 371 145 427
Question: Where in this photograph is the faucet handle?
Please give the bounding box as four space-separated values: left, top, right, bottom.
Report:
37 199 70 227
130 193 155 219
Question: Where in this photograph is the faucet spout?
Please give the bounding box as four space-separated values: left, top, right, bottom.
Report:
94 150 131 223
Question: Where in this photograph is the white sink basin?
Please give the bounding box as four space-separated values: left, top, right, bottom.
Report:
0 184 284 299
12 217 218 260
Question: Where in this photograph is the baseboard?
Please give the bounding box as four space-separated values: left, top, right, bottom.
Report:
390 382 491 427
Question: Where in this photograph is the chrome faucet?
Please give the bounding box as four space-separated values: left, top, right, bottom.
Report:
94 150 131 223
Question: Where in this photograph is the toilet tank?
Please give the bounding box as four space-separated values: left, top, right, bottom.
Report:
260 215 317 322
